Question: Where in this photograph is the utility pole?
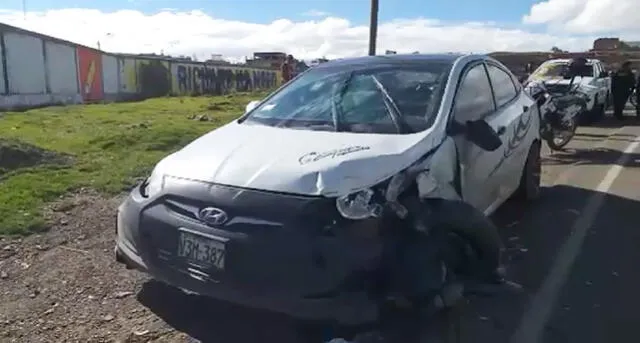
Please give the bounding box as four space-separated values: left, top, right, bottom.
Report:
368 0 379 56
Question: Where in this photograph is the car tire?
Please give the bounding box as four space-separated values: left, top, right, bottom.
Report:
581 96 605 125
514 141 541 202
592 95 606 122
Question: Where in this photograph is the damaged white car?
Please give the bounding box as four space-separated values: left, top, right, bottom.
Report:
527 58 610 124
115 54 540 325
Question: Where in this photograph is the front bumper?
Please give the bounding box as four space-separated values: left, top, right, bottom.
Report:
114 184 383 324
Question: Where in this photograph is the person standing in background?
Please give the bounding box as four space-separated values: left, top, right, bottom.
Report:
281 55 295 84
635 68 640 117
611 61 636 120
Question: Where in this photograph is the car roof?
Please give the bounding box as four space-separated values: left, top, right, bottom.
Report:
313 53 471 69
544 58 601 64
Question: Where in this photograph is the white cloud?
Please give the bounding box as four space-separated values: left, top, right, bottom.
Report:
523 0 640 34
0 5 634 62
302 9 330 17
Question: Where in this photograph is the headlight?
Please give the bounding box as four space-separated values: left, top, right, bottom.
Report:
140 171 164 198
336 188 383 220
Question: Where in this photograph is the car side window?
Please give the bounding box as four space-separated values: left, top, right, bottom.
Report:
596 63 604 77
453 64 495 123
486 64 517 108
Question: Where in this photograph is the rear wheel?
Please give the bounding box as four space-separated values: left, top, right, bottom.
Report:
591 95 606 122
515 141 541 201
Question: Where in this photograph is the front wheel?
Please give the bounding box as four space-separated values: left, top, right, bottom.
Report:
545 116 577 151
580 96 604 125
514 141 541 201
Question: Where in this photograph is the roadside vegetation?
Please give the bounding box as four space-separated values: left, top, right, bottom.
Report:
0 91 270 235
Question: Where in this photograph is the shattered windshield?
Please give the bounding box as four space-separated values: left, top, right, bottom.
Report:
531 61 594 79
241 62 452 134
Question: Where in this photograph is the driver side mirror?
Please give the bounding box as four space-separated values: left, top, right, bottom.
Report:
461 120 503 151
245 100 260 113
598 71 608 78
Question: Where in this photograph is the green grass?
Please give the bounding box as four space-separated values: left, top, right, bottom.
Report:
0 91 270 235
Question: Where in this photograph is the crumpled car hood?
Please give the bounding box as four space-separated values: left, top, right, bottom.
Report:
155 121 436 197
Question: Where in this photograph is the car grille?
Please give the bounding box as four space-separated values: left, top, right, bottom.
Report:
160 183 339 234
140 184 358 294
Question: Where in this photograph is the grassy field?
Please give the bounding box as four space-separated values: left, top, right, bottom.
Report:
0 91 269 235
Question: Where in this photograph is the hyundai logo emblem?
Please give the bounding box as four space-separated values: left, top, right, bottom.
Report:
198 207 229 226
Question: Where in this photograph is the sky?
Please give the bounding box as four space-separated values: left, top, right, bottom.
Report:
0 0 639 62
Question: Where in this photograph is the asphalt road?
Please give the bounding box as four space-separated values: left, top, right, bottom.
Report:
447 108 640 343
137 107 640 343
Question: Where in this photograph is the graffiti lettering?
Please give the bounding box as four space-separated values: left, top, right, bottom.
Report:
176 65 277 95
77 47 104 101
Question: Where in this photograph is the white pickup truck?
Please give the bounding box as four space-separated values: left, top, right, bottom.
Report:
527 58 611 123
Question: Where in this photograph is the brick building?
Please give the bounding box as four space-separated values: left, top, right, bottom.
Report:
593 38 621 51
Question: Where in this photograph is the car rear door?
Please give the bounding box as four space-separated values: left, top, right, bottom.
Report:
449 61 503 213
485 62 536 202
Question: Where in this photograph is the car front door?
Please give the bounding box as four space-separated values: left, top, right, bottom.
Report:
485 62 536 202
593 62 609 102
450 62 503 213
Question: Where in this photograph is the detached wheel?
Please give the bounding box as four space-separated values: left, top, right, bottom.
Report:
515 141 541 201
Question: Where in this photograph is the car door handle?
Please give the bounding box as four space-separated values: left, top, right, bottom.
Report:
496 126 506 136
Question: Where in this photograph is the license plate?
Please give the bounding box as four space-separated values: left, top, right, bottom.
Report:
177 230 226 270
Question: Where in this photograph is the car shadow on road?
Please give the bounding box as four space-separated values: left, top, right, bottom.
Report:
137 280 319 343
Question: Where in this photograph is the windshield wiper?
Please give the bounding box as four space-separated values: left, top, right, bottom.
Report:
331 72 354 132
370 76 411 134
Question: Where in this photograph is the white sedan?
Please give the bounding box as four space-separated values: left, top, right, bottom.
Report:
115 53 540 325
527 58 610 123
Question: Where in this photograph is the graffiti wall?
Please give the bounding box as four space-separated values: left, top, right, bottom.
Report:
118 57 137 94
102 54 119 96
0 39 4 94
0 23 281 110
136 59 171 97
171 63 278 95
76 47 104 101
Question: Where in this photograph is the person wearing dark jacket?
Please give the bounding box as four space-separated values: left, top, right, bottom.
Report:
280 55 295 84
635 72 640 117
611 61 636 120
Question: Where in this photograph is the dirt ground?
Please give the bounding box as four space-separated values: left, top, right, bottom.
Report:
0 189 175 342
0 138 71 176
